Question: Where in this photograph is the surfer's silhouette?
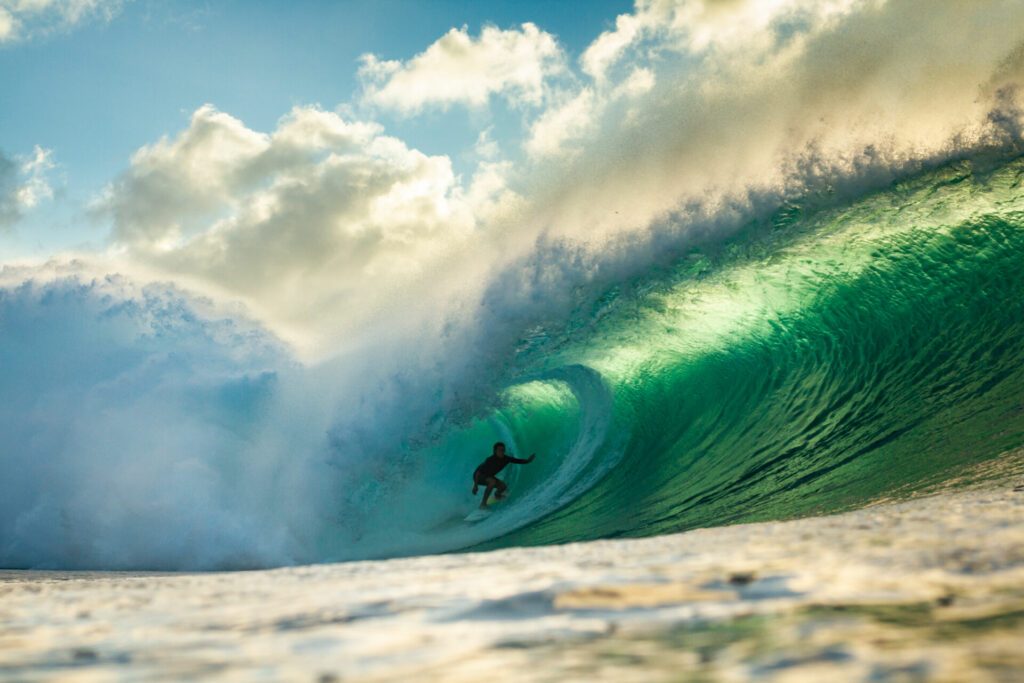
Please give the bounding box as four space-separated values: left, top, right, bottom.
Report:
472 442 535 509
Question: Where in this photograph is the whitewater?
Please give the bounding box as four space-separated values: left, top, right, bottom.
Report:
3 0 1024 679
6 151 1024 569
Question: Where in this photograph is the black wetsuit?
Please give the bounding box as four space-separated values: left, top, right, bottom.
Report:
473 455 530 483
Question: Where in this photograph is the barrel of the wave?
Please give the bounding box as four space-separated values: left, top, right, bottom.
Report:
480 157 1024 550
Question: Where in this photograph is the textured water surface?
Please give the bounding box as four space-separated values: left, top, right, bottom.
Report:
391 156 1024 561
2 458 1022 682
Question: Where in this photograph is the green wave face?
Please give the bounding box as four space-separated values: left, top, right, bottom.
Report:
457 157 1024 550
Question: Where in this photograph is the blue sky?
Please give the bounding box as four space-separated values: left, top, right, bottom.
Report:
1 0 632 256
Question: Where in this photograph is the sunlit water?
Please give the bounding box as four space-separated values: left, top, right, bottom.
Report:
3 455 1023 682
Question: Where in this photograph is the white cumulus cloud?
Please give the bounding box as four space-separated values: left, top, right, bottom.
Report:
0 145 56 228
0 0 125 43
580 10 644 82
360 23 565 114
97 105 518 353
525 88 596 160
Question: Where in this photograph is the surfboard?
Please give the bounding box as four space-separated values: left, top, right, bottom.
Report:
464 491 509 522
464 508 492 523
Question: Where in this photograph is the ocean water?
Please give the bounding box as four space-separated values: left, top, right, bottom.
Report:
347 155 1024 560
3 467 1023 681
5 4 1024 679
3 155 1024 570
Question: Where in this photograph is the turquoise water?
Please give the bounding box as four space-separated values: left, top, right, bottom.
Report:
6 155 1024 570
417 156 1024 552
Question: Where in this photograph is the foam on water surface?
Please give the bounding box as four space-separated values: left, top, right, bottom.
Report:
2 457 1023 682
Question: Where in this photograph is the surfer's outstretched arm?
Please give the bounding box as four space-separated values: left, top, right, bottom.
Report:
507 453 536 464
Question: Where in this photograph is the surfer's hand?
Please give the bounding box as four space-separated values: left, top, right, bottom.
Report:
528 453 536 462
472 484 478 494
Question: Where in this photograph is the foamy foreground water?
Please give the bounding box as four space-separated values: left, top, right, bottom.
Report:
3 471 1023 682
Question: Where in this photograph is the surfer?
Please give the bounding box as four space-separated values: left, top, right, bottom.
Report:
472 442 535 509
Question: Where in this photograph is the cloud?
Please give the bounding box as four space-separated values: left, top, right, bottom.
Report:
0 146 55 228
0 0 126 43
15 145 55 209
473 127 500 160
581 0 860 82
580 10 644 82
0 152 18 226
525 88 596 160
508 0 1024 254
0 8 13 40
360 23 565 114
101 105 274 245
522 65 655 161
97 104 519 353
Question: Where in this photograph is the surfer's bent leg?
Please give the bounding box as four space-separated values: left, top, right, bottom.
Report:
494 478 508 500
481 476 500 508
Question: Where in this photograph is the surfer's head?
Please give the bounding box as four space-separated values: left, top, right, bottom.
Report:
492 442 506 457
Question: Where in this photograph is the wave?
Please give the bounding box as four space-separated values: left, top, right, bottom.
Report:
4 159 1024 571
473 156 1024 551
333 154 1024 560
331 364 620 560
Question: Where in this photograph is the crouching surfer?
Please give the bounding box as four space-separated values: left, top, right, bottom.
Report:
472 442 535 509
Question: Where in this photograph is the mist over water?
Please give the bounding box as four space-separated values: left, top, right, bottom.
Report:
4 0 1024 570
